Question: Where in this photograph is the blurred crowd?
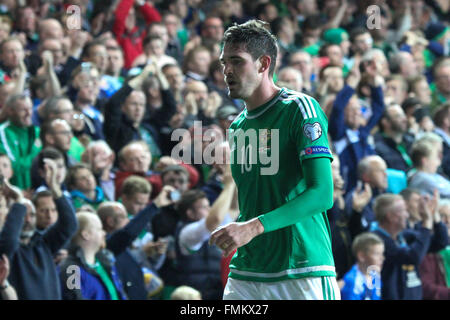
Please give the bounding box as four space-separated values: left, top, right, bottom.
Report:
0 0 448 300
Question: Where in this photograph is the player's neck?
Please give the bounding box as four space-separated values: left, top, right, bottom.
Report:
245 81 280 112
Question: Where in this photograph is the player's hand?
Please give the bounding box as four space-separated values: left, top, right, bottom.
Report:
209 217 264 257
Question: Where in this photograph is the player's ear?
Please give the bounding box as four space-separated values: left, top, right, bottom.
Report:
258 55 271 74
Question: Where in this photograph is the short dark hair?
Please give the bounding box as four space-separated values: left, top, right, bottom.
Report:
32 190 54 208
37 147 65 171
433 103 450 128
81 39 106 60
66 163 91 190
160 165 189 181
350 27 369 42
222 19 278 76
176 189 207 221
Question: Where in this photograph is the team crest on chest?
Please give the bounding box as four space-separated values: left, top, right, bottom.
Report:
303 122 322 141
258 129 271 153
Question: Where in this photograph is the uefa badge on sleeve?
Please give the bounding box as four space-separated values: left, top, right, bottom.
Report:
303 122 322 141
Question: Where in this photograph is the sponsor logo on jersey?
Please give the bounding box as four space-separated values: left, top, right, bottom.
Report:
300 146 330 157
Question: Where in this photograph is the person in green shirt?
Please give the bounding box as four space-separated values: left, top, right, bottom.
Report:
210 20 339 300
37 96 86 162
0 93 41 190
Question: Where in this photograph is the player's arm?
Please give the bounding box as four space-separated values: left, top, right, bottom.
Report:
258 156 333 232
209 157 333 256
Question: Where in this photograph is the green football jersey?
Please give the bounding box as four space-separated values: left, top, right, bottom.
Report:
227 87 336 282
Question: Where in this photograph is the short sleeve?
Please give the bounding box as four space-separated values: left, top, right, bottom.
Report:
289 94 333 163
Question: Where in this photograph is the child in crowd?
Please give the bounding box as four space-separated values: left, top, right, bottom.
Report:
340 232 385 300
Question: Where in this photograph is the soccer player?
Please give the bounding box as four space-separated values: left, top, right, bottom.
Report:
209 20 339 300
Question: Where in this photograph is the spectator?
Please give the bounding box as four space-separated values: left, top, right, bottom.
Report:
0 254 17 300
401 188 426 230
288 50 316 95
68 63 105 141
430 58 450 111
174 163 238 300
81 140 116 201
103 62 175 158
66 163 107 210
375 103 414 172
39 119 76 166
81 40 122 100
0 37 25 79
389 50 419 80
105 45 126 82
97 185 173 299
121 175 152 218
419 199 450 300
322 28 351 73
113 0 162 69
161 63 185 106
316 65 344 116
33 148 70 199
182 80 222 127
350 28 374 59
0 161 77 299
33 96 85 162
384 74 408 106
401 97 423 136
32 189 68 265
151 164 191 240
344 155 388 235
432 103 450 177
277 67 303 93
409 132 450 199
200 16 224 59
182 46 212 82
157 189 218 299
319 44 345 71
327 154 354 279
114 140 159 199
340 232 384 300
0 93 41 190
400 187 448 253
33 190 57 232
132 34 178 69
409 75 432 107
37 18 64 43
59 211 127 300
271 16 297 65
161 12 185 60
329 57 385 193
372 193 432 300
0 153 13 184
14 6 38 52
